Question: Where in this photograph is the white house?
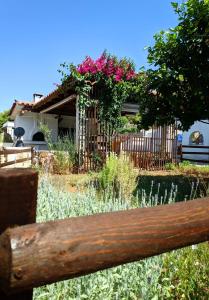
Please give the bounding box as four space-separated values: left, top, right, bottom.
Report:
8 91 140 151
10 85 206 164
5 83 181 171
9 93 77 150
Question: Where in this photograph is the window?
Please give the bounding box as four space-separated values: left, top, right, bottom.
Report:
189 131 204 145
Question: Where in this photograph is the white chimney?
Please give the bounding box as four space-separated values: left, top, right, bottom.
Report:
33 93 43 103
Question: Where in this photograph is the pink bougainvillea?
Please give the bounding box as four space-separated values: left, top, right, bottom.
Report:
126 69 135 80
76 53 136 82
95 54 107 72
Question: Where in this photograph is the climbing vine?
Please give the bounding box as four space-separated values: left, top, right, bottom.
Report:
59 52 139 129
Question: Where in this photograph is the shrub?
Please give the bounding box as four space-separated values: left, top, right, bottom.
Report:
158 243 209 299
52 136 76 174
99 153 137 199
164 162 177 171
0 131 13 143
38 123 76 174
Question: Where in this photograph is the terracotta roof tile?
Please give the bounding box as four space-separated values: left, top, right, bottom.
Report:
15 100 34 107
9 100 34 116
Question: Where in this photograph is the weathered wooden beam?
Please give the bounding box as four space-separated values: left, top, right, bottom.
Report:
0 197 209 294
0 158 31 168
40 94 76 113
0 148 32 155
0 169 38 299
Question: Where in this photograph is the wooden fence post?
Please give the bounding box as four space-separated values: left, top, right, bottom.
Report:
0 168 38 299
180 144 183 162
31 147 34 166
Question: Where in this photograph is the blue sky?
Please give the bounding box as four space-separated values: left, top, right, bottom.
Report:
0 0 179 112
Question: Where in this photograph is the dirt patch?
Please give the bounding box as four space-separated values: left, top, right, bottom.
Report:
44 173 98 193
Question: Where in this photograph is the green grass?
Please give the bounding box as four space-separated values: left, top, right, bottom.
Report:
165 161 209 176
34 176 209 300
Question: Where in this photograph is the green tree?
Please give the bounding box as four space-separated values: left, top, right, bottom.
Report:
0 110 9 133
139 0 209 130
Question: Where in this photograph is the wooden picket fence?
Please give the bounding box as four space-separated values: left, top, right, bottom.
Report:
0 169 208 299
0 147 33 168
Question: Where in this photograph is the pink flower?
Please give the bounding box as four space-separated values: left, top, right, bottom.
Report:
77 56 96 74
104 58 116 76
95 54 107 72
114 66 124 81
77 65 85 74
115 75 122 81
126 69 136 80
76 52 136 81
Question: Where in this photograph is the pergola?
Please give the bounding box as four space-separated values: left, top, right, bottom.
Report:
31 83 178 172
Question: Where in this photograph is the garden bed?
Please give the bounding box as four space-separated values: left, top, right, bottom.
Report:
34 176 209 299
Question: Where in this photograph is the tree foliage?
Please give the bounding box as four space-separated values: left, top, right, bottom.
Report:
0 110 9 133
139 0 209 130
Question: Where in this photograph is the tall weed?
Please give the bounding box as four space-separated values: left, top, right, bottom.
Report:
38 123 76 174
99 153 137 200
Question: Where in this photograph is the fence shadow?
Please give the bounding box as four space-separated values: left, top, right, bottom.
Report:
135 174 209 203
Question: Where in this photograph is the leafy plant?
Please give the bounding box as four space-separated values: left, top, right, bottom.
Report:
0 132 13 143
158 243 209 299
52 136 76 174
116 114 141 133
0 110 9 133
38 122 53 149
91 151 104 171
164 162 177 171
99 153 137 199
139 0 209 130
38 123 76 174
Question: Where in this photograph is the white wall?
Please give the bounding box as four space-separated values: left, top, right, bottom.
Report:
14 112 58 143
182 120 209 163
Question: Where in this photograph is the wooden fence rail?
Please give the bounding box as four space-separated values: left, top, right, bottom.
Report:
0 169 209 299
0 147 34 168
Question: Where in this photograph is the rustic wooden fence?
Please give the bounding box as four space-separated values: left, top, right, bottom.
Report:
77 106 179 172
0 169 209 299
0 147 33 168
179 144 209 164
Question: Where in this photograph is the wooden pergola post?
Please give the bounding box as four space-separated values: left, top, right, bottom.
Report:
75 95 80 150
0 169 38 300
